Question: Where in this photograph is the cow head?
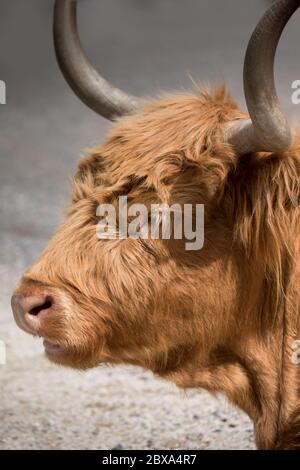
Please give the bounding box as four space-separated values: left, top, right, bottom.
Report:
11 0 300 449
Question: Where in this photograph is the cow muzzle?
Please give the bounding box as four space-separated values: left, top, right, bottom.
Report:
11 282 68 357
11 291 53 335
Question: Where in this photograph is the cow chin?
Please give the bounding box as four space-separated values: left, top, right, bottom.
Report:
11 277 109 370
41 328 108 370
41 319 108 370
44 346 98 370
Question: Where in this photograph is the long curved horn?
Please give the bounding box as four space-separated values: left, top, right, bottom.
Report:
53 0 142 120
226 0 300 155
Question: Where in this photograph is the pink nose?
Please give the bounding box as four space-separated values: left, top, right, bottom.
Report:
11 292 53 335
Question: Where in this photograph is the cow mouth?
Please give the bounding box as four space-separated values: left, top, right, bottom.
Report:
43 339 66 356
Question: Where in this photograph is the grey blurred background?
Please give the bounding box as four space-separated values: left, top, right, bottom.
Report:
0 0 299 450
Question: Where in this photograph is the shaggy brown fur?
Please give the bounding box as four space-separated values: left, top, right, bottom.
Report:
14 87 300 449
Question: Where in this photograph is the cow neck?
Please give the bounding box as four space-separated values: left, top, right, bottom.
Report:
273 252 300 449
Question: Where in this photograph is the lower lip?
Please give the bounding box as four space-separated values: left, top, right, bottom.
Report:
43 339 66 356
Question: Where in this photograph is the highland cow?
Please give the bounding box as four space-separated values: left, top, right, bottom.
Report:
11 0 300 450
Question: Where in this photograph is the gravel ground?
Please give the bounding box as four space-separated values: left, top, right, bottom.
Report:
1 0 299 450
1 348 254 450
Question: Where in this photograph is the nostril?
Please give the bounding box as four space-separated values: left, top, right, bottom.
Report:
28 299 53 316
